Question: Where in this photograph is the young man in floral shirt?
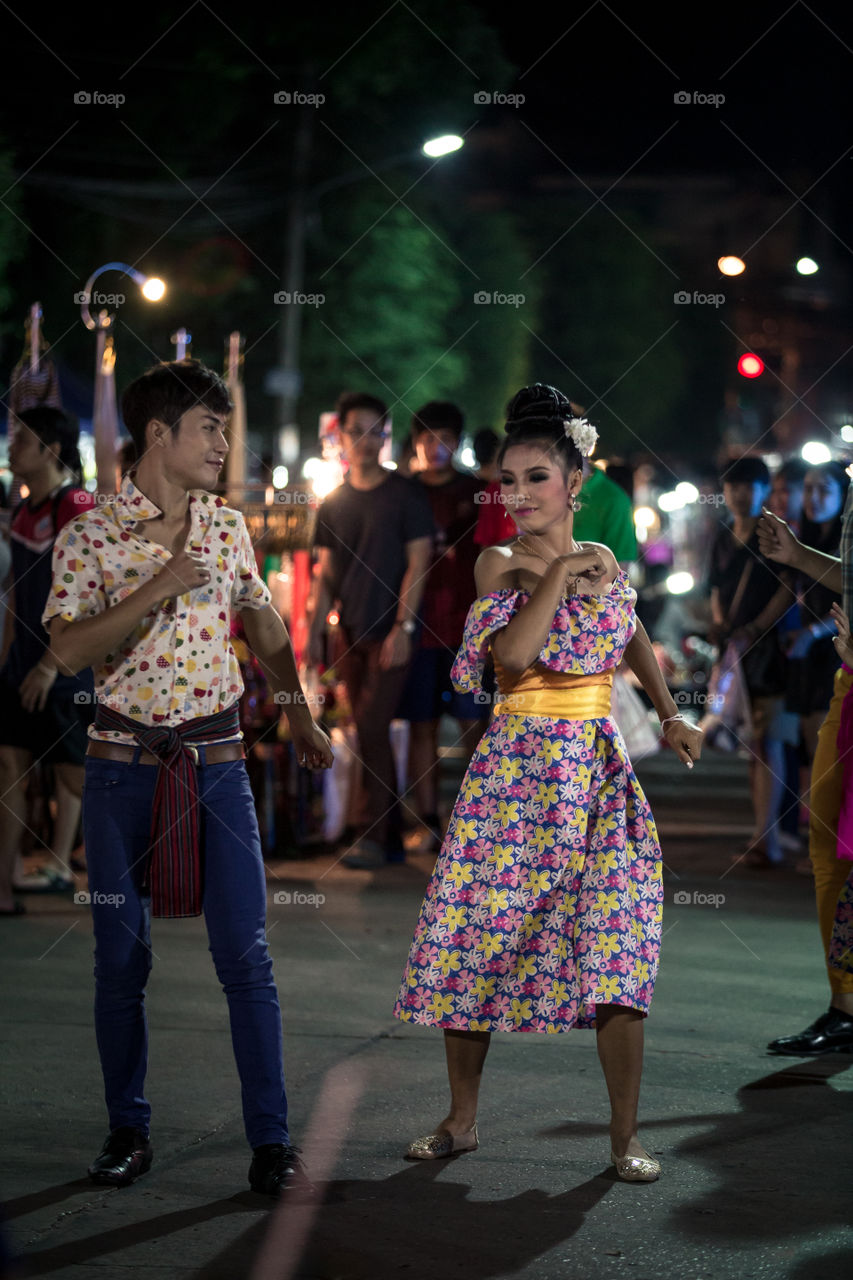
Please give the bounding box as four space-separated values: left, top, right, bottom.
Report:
44 360 332 1196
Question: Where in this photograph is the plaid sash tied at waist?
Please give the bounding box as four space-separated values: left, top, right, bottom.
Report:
92 703 242 917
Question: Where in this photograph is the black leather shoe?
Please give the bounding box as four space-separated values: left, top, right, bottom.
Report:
88 1127 153 1186
248 1143 311 1196
767 1006 853 1056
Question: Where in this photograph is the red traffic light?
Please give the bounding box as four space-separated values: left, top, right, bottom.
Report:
738 353 765 379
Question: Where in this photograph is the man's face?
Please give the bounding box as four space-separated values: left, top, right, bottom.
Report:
339 408 387 463
153 404 229 491
7 423 56 481
414 427 458 474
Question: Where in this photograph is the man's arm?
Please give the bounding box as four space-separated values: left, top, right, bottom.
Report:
379 535 432 671
307 546 336 666
0 582 14 669
241 604 333 767
49 549 209 676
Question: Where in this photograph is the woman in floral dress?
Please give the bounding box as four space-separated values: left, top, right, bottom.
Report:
394 384 703 1182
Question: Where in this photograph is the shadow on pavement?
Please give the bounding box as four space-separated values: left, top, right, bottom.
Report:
202 1159 613 1280
668 1056 853 1247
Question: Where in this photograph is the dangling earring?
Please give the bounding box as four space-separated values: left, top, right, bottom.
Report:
572 496 581 513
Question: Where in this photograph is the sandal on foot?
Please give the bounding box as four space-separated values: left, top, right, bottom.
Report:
611 1149 661 1182
406 1123 478 1160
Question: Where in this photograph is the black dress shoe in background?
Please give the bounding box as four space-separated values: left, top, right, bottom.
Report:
249 1143 311 1196
766 1006 853 1056
88 1127 153 1186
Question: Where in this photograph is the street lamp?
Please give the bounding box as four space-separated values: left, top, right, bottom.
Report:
78 262 166 492
275 133 464 439
78 261 166 332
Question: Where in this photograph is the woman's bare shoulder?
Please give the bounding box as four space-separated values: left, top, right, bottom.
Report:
475 544 521 595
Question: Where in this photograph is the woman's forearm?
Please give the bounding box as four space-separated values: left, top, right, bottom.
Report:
623 619 678 721
491 561 567 673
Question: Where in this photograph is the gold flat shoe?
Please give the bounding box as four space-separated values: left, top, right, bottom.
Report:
611 1149 661 1182
405 1123 479 1160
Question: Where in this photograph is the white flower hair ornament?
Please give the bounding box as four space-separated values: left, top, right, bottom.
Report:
564 416 598 457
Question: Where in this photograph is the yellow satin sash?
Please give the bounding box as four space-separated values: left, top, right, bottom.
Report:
491 662 613 720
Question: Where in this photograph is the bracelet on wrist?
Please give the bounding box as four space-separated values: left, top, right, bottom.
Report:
660 713 686 730
36 661 57 677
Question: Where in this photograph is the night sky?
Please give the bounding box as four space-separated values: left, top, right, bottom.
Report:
2 0 851 460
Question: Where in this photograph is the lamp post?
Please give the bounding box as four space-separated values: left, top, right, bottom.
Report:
275 132 464 440
78 262 166 492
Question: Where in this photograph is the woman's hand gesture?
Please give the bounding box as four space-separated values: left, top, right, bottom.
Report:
664 716 704 769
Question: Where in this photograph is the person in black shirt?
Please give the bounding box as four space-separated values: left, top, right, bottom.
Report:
309 392 433 868
708 456 794 866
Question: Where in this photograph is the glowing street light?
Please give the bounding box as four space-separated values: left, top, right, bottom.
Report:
141 276 166 301
840 425 853 444
801 441 832 465
718 255 746 276
796 257 819 275
422 134 464 158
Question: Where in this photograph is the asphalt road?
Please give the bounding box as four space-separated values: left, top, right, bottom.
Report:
2 748 851 1280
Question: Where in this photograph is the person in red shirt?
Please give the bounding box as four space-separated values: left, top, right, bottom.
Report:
0 408 96 913
398 402 489 848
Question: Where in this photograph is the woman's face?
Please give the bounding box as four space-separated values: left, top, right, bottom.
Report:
499 443 580 531
768 474 803 522
803 469 843 524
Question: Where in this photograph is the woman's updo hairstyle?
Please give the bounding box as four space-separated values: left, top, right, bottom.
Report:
496 383 588 477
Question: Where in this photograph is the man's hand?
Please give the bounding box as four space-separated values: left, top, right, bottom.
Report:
756 508 800 567
664 717 704 769
290 719 334 770
20 662 57 712
831 603 853 668
379 625 411 671
153 550 210 601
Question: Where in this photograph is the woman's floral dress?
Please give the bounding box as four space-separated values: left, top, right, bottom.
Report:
394 572 663 1033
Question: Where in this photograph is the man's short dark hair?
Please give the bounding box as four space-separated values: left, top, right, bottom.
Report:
16 406 82 477
411 400 465 440
335 391 387 429
121 359 232 456
722 456 770 487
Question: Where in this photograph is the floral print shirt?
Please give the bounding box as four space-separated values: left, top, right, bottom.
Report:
42 473 270 745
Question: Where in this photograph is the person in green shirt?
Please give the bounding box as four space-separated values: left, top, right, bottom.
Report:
573 465 638 564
